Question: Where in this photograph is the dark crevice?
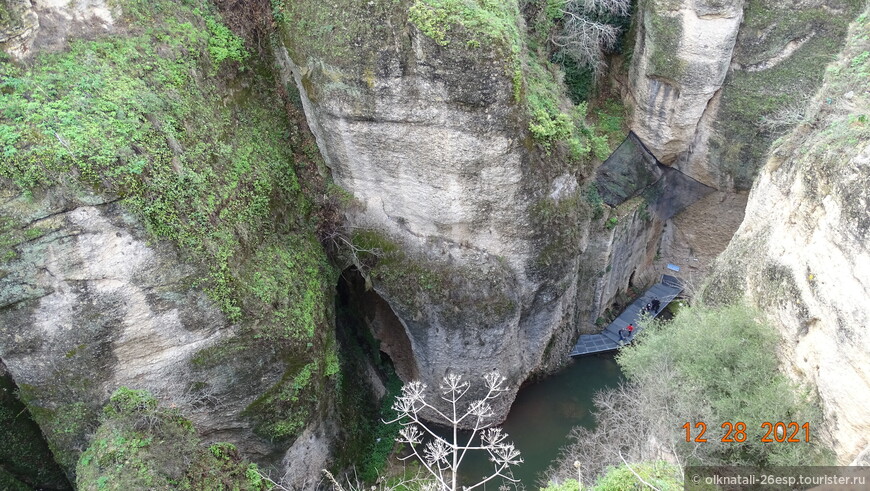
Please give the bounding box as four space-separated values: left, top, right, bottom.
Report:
0 360 72 490
336 267 417 383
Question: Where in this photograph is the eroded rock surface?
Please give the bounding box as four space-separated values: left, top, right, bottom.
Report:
705 10 870 460
276 0 593 417
630 0 862 190
0 0 118 59
0 189 331 481
628 0 744 166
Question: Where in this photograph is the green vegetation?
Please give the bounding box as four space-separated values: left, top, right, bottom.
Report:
0 371 70 489
76 388 269 490
357 374 403 482
201 9 250 69
524 51 615 163
704 6 870 304
547 303 833 487
714 0 863 188
584 184 605 220
274 0 409 68
17 381 99 472
542 461 682 490
647 11 685 81
554 54 596 104
594 462 682 491
618 303 832 467
243 360 319 441
402 0 624 163
408 0 522 50
0 0 309 322
0 1 21 28
530 190 590 270
1 0 338 454
331 267 407 482
351 229 515 322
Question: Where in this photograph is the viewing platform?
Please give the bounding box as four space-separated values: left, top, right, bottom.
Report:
569 275 684 357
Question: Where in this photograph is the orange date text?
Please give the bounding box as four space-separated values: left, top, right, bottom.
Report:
682 422 810 443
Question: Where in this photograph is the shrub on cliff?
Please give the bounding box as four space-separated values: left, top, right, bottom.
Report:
76 387 269 491
545 303 833 487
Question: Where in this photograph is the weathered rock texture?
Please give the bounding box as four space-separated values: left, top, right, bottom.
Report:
705 9 870 461
0 0 118 59
578 200 664 322
0 0 39 57
629 0 862 190
277 0 596 416
628 0 744 167
0 190 271 470
0 188 335 487
1 3 342 486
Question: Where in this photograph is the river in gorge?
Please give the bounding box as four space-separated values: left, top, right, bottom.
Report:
441 353 625 489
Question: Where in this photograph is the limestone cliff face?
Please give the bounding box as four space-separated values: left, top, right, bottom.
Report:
277 0 591 415
0 2 340 484
629 0 862 190
705 9 870 461
0 190 277 471
578 202 664 323
628 0 744 167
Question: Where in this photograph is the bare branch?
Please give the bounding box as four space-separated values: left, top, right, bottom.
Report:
551 0 631 78
389 371 522 490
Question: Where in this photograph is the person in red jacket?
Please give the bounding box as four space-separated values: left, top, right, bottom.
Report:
627 324 634 338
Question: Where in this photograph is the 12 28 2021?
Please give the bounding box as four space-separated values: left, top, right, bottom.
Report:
682 422 811 443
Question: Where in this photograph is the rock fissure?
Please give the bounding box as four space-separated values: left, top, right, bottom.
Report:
734 32 814 72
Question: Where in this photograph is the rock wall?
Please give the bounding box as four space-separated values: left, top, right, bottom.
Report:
578 200 665 326
0 0 118 59
628 0 744 167
0 189 274 471
0 2 341 485
705 8 870 461
276 0 595 416
629 0 863 190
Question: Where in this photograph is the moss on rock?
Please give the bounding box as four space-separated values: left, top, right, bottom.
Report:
0 0 339 472
76 388 268 490
351 230 517 325
646 9 685 82
710 0 863 189
0 367 70 489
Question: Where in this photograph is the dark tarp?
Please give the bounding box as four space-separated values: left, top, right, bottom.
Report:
594 131 714 221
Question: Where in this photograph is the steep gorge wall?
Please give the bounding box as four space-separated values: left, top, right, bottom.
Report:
276 0 598 415
0 190 249 469
628 0 744 168
0 1 340 486
705 8 870 461
629 0 863 190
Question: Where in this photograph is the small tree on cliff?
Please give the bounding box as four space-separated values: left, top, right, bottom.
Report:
386 371 523 490
551 0 632 77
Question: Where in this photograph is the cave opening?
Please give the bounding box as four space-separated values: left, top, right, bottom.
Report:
335 266 417 386
331 266 418 474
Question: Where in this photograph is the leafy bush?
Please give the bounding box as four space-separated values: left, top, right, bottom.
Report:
542 461 682 490
200 10 250 68
617 303 832 467
545 303 833 488
584 184 605 219
594 461 682 490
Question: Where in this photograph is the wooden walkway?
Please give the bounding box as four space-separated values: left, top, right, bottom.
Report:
570 275 684 357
